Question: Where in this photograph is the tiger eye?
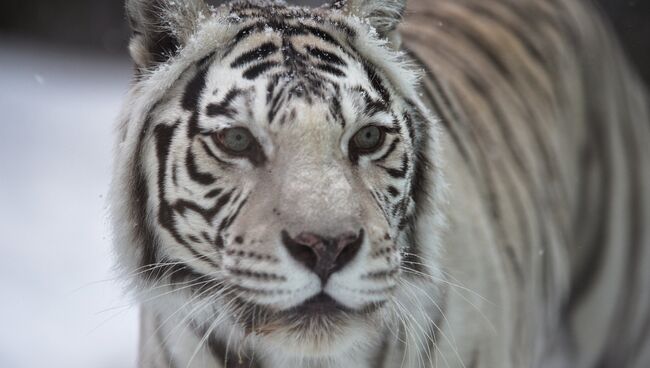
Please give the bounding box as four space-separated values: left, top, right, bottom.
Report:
352 125 384 152
219 127 253 152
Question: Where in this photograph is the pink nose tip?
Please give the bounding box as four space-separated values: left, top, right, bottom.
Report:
281 229 364 283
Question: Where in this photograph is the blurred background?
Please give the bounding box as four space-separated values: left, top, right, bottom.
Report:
0 1 648 367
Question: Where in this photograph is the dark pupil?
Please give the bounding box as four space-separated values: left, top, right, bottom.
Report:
359 127 379 148
226 129 250 151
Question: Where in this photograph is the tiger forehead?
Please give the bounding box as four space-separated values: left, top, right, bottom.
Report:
219 18 360 85
222 1 356 37
195 20 391 129
200 69 367 132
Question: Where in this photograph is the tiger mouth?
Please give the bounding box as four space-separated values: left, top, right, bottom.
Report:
286 292 350 317
228 292 386 335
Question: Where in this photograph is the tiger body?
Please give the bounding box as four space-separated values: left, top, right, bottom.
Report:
111 0 650 367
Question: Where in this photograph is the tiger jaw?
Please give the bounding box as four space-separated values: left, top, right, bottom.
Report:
223 292 389 357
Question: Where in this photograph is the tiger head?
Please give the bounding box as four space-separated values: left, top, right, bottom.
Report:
112 0 442 359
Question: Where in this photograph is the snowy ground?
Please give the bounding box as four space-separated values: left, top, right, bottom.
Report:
0 39 139 368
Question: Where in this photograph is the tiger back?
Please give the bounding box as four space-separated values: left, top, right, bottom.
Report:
401 0 650 366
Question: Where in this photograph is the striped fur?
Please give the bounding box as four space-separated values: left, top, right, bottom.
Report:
111 0 650 367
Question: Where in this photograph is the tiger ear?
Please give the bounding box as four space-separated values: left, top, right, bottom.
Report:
126 0 209 70
333 0 407 44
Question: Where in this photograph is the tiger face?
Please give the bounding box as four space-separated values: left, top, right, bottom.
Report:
114 0 435 358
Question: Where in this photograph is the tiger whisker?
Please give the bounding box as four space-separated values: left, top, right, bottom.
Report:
95 271 225 315
159 282 241 353
148 280 232 351
400 266 497 335
389 296 431 368
399 261 494 306
398 278 463 368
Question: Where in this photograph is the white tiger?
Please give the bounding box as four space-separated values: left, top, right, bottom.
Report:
110 0 650 367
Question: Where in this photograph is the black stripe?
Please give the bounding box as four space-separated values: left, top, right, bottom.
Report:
362 60 390 104
243 61 279 80
155 122 178 230
204 188 223 199
129 66 215 280
230 42 278 68
223 21 347 60
166 261 222 294
330 95 344 127
379 153 409 178
373 137 400 163
155 123 221 269
266 74 279 105
387 185 400 197
314 63 345 77
185 148 216 185
171 162 179 186
206 88 243 118
218 196 249 232
302 24 346 51
226 267 285 281
201 141 234 168
370 189 390 222
268 83 286 124
184 65 210 139
214 234 224 249
133 141 159 276
364 99 389 116
173 189 235 223
131 99 167 279
400 109 415 145
305 45 346 66
222 24 258 58
182 65 210 112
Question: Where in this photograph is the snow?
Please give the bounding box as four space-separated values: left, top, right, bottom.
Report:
0 39 139 368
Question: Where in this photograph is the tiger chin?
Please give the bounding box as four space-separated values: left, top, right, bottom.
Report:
111 0 650 367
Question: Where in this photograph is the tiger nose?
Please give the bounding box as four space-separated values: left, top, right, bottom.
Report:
281 229 364 283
